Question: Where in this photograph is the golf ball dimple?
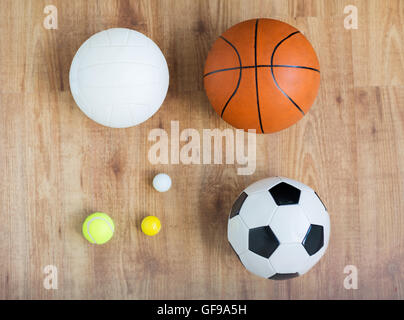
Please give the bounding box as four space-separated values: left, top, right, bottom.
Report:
153 173 172 192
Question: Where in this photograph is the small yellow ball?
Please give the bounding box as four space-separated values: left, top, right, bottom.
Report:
141 216 161 236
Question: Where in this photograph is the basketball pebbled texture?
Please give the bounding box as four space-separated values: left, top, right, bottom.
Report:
204 19 320 134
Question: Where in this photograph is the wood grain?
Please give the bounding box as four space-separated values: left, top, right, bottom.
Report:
0 0 403 299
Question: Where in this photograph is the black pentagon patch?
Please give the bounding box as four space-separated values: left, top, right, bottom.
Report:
248 226 279 258
230 192 248 218
315 192 327 211
302 224 324 256
269 273 299 280
269 182 301 206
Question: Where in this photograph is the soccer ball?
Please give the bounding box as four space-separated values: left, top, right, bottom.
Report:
69 28 169 128
227 177 330 280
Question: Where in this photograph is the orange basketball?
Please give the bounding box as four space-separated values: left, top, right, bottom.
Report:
204 19 320 134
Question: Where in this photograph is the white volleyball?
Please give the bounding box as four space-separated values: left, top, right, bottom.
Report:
69 28 169 128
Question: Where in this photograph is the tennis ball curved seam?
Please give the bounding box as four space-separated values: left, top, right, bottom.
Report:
85 216 114 244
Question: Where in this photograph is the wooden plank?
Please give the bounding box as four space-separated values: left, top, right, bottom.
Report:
0 0 403 299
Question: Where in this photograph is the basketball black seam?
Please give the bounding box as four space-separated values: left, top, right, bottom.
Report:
206 27 318 125
204 66 245 77
218 36 242 117
270 31 305 115
204 64 320 77
254 19 265 133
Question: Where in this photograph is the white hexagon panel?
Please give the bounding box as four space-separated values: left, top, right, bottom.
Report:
239 191 277 229
270 205 310 243
269 243 310 275
239 251 276 279
227 215 249 255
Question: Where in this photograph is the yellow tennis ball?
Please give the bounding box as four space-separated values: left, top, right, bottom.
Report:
82 212 115 244
141 216 161 236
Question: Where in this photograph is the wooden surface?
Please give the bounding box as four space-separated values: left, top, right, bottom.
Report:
0 0 403 300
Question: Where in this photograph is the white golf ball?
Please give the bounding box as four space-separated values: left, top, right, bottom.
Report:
153 174 172 192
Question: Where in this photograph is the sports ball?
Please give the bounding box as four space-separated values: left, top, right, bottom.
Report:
69 28 169 128
204 19 320 134
82 212 115 244
152 173 172 192
227 177 330 280
141 216 161 236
